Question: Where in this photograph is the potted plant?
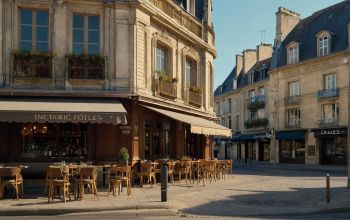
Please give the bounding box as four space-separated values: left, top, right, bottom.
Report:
118 147 130 165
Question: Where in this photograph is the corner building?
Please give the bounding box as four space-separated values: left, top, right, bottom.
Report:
0 0 230 175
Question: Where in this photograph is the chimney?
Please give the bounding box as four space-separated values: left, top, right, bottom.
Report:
256 43 272 62
242 49 257 73
236 54 243 76
275 7 300 45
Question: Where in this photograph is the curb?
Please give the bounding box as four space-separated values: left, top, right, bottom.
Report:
0 203 171 216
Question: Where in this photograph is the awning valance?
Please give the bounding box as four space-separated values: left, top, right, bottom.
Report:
142 105 231 137
0 98 127 125
276 130 306 140
239 132 268 141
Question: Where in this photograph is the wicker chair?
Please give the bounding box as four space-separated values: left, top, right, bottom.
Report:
47 166 70 203
107 165 131 197
140 162 156 186
79 166 99 200
0 167 23 199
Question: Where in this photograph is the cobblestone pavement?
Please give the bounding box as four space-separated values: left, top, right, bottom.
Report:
0 162 349 218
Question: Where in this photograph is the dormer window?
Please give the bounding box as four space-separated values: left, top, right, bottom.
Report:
286 42 299 65
316 31 332 57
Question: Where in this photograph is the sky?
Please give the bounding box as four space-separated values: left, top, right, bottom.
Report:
212 0 344 89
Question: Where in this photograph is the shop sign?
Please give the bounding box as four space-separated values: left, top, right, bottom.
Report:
34 113 103 122
314 128 347 137
120 125 131 135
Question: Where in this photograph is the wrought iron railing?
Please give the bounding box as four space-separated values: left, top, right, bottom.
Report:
318 118 339 127
317 88 339 100
247 95 265 109
13 54 52 78
284 95 301 106
285 120 301 129
156 78 177 99
67 55 106 80
244 118 269 129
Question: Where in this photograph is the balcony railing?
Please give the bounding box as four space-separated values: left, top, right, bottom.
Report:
189 90 203 107
284 95 301 106
13 52 52 78
247 95 265 109
67 55 106 80
317 88 339 100
156 78 177 99
285 120 301 129
318 118 339 127
244 118 269 129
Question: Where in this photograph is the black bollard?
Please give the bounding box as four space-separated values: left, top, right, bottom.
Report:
161 165 168 202
326 173 330 203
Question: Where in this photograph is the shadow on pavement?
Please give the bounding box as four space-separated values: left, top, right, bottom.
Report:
181 186 350 218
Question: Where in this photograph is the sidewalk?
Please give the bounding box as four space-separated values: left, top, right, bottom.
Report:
0 163 349 217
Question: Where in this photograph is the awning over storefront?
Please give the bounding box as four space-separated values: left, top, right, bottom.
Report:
239 132 268 141
0 98 127 125
275 130 306 140
142 105 231 137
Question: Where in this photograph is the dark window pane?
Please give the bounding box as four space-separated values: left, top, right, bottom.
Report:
88 16 99 30
73 15 84 29
21 26 32 41
20 41 32 51
36 11 48 26
36 42 48 52
88 44 99 55
73 44 84 54
20 9 32 25
36 26 48 42
73 29 84 43
88 30 99 44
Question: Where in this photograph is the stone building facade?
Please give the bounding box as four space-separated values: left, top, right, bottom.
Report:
0 0 230 175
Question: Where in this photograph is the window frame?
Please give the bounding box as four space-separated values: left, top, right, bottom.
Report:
156 45 168 73
286 108 300 127
316 31 332 57
72 13 101 55
19 8 49 52
323 73 337 90
321 103 339 123
185 57 197 87
288 81 300 96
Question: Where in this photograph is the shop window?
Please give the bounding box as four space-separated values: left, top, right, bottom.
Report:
73 14 100 54
281 140 305 163
21 123 87 159
20 9 49 52
144 120 171 160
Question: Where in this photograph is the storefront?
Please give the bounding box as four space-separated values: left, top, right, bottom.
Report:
312 127 347 165
239 132 270 161
0 98 128 169
139 104 231 161
276 130 306 164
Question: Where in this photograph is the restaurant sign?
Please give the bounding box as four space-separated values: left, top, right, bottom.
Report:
313 128 347 137
0 111 127 125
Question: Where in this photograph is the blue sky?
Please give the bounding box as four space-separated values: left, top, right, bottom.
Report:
212 0 343 89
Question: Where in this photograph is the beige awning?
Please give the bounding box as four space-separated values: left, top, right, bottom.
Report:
0 98 127 125
142 105 231 137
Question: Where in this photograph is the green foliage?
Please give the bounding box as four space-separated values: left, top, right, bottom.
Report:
118 147 130 162
157 70 177 84
66 54 105 64
245 118 269 129
189 86 203 94
12 50 56 62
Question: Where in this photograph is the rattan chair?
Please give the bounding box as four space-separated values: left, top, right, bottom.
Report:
79 166 99 200
140 162 156 186
0 167 23 199
47 166 70 203
107 165 131 197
